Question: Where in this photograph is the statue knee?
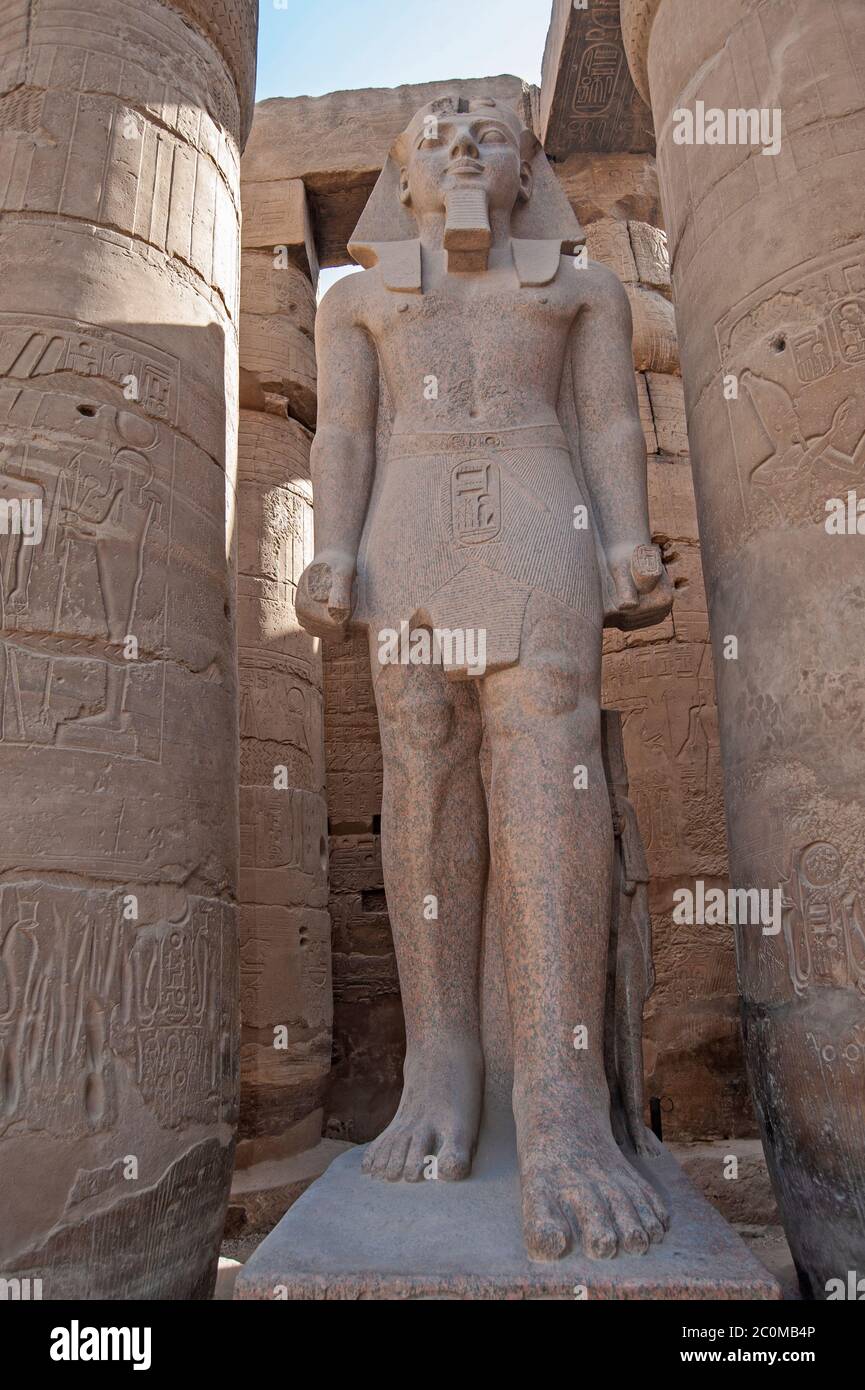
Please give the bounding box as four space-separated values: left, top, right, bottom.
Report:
376 672 460 755
484 669 593 740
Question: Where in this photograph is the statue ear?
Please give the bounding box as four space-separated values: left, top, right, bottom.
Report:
399 167 412 207
519 129 541 162
518 159 534 205
518 129 539 204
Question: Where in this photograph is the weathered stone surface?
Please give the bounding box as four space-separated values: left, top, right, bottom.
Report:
161 0 258 145
586 217 638 282
242 77 537 267
235 404 330 1164
625 286 678 374
323 633 383 826
239 312 317 429
0 0 255 1300
556 152 662 226
240 253 317 328
540 0 654 157
629 219 671 296
226 1137 353 1239
241 180 319 285
624 0 865 1294
325 833 404 1143
670 1139 780 1228
235 1110 779 1300
634 370 658 454
646 372 689 454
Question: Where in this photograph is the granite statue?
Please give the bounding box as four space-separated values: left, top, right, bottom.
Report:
297 95 674 1261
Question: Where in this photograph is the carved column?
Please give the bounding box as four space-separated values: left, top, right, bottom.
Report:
622 0 865 1293
544 0 740 1141
233 174 333 1208
0 0 257 1299
555 157 739 1140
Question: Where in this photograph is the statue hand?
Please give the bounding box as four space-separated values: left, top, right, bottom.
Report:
297 549 355 639
604 541 673 631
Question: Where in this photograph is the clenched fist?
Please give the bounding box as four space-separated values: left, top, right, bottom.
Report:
296 549 356 640
604 541 673 631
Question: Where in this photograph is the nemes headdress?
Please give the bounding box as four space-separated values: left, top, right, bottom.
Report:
348 95 586 291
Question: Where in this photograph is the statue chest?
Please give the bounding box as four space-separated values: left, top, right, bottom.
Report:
371 284 576 382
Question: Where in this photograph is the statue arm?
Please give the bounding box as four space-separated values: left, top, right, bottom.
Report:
569 264 672 628
297 277 379 638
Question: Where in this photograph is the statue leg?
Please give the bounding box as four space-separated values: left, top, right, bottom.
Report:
480 592 669 1258
362 644 486 1182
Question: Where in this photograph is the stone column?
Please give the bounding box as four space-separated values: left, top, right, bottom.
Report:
555 157 741 1140
231 174 336 1231
0 0 256 1299
543 0 742 1142
622 0 865 1293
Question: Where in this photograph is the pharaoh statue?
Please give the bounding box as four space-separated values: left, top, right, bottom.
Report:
297 95 673 1261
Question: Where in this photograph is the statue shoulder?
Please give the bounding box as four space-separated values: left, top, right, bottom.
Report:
564 257 632 334
316 267 377 330
578 258 631 313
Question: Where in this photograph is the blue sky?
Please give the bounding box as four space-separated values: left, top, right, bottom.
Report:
255 0 550 101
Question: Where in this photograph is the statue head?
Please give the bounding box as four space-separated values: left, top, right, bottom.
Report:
348 94 584 287
392 96 539 219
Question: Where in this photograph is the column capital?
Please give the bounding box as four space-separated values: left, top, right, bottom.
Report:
620 0 664 107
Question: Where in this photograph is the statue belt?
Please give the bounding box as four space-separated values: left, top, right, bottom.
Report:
387 423 569 460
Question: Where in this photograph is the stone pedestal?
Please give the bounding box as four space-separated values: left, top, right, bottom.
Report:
235 1104 778 1300
622 0 865 1295
0 0 257 1299
237 766 776 1302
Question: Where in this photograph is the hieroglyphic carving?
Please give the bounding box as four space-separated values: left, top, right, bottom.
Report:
781 842 865 1000
0 1 249 313
0 0 253 1297
632 0 865 1293
540 0 653 157
0 887 237 1140
0 317 180 760
451 459 502 544
717 246 865 534
14 1138 234 1300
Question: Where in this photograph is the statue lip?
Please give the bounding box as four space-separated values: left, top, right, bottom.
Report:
447 158 485 175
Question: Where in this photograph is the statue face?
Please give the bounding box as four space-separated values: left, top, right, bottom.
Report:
399 112 531 216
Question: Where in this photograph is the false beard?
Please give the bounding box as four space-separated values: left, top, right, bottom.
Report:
443 186 492 272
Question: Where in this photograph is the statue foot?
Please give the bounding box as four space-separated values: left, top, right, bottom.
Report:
361 1038 483 1183
631 1123 665 1159
516 1088 669 1261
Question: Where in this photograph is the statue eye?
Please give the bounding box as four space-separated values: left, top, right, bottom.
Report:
480 129 507 145
417 137 441 150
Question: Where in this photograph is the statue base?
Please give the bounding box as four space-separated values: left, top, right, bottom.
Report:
234 1109 780 1300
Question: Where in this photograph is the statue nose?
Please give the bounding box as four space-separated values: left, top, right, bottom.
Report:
451 134 479 159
